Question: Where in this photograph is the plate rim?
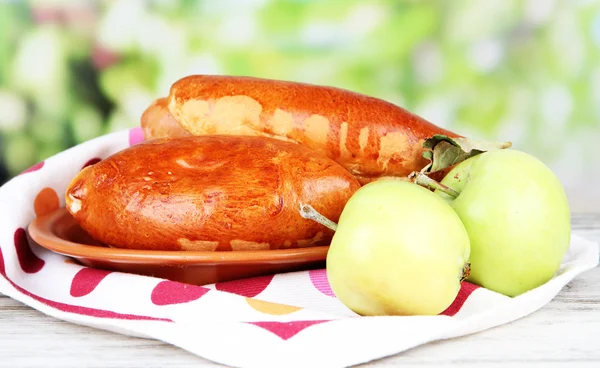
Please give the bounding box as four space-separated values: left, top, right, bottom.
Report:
28 207 330 265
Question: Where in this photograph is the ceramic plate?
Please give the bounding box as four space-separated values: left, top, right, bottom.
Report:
27 208 329 285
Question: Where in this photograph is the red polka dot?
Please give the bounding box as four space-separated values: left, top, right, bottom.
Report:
440 282 480 316
248 320 330 340
309 269 335 297
14 228 45 273
82 158 102 169
70 268 113 297
19 161 45 175
151 281 210 306
0 247 6 277
129 127 144 146
215 274 274 298
0 249 171 322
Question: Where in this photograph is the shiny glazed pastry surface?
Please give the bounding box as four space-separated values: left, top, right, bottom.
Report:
140 97 191 139
156 75 462 183
65 135 361 251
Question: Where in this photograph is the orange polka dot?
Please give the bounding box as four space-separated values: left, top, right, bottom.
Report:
34 187 60 217
246 298 302 315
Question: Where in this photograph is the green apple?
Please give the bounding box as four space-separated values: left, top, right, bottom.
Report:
433 149 571 297
302 179 471 316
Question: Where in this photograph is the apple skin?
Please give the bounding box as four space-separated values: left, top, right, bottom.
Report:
436 149 571 297
326 179 471 316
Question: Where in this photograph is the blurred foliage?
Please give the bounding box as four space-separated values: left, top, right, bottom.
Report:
0 0 599 185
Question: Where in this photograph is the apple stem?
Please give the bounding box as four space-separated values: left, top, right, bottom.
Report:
410 171 459 199
460 263 471 282
299 203 338 232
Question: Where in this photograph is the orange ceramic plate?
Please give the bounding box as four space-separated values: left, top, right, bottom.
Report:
28 208 329 286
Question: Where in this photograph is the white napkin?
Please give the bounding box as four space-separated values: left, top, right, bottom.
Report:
0 127 597 368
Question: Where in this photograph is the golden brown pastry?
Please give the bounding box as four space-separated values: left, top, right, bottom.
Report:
140 97 191 140
65 135 361 251
158 74 465 184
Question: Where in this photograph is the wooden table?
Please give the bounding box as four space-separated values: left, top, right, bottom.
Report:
1 214 599 368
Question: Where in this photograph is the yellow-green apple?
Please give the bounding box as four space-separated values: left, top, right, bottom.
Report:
432 149 571 297
301 179 471 316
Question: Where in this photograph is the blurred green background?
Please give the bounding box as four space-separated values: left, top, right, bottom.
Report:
0 0 598 212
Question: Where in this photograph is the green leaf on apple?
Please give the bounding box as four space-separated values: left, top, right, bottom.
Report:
422 134 512 173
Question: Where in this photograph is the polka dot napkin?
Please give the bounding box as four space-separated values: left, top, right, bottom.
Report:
0 128 598 368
